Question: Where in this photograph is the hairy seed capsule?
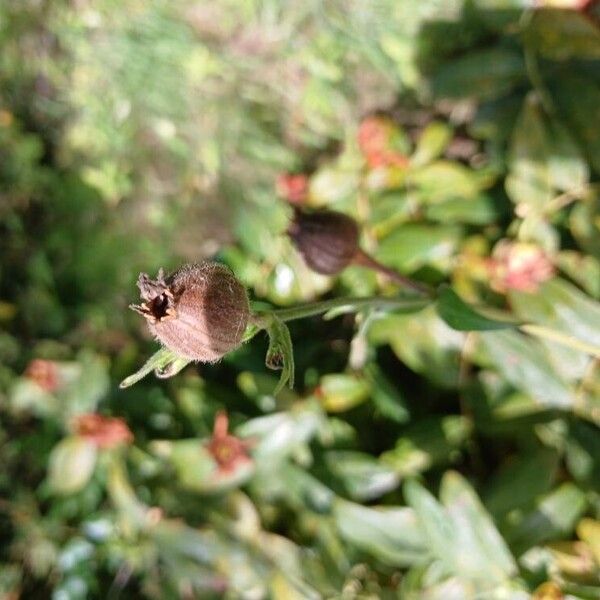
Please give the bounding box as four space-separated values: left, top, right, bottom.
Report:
288 207 360 275
130 263 250 362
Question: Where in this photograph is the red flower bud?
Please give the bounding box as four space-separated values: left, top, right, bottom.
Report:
130 263 250 362
276 173 309 205
288 208 360 275
73 413 133 449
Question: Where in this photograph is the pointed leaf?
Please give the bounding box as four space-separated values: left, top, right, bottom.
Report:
440 471 517 581
505 94 553 211
48 436 97 495
334 499 427 567
510 279 600 353
478 330 573 409
506 483 587 553
437 286 518 331
265 315 295 394
403 479 456 575
120 347 189 388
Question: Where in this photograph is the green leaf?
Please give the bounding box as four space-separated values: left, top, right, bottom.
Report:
509 279 600 353
552 75 600 173
483 448 559 517
577 518 600 566
120 347 190 388
505 93 553 211
411 160 481 203
376 224 462 273
411 122 453 167
403 479 456 576
526 10 600 61
545 119 589 193
333 499 427 567
570 193 600 258
63 351 110 418
324 451 399 501
370 307 465 388
436 286 518 331
308 166 359 205
566 420 600 484
505 483 587 553
237 405 323 465
425 195 499 225
431 48 525 100
265 315 295 394
47 436 97 495
365 363 410 424
105 455 150 529
470 93 522 143
556 251 600 299
317 373 370 412
440 471 517 582
478 330 573 409
381 416 472 476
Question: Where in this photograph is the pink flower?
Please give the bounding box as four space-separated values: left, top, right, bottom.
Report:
358 116 389 156
276 173 309 205
364 149 409 169
204 411 252 473
73 414 134 449
357 117 408 169
25 359 59 392
489 241 555 294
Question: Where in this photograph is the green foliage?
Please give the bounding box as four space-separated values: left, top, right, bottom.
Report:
1 0 600 598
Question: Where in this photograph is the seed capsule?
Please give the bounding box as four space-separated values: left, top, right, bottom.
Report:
130 263 250 362
288 207 360 275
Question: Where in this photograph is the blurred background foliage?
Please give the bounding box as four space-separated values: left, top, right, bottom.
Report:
1 0 600 598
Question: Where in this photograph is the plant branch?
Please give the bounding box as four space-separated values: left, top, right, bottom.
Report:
352 248 435 296
254 295 431 326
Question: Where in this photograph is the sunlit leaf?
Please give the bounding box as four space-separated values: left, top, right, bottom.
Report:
47 437 97 495
478 330 573 409
325 451 399 500
440 471 517 581
505 93 553 212
334 499 428 567
505 483 587 553
411 121 453 167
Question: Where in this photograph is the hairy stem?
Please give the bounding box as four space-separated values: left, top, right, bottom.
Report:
252 295 431 327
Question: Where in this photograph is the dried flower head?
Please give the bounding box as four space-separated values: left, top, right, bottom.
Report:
489 240 555 294
25 359 59 392
205 411 252 473
288 207 360 275
130 262 250 362
74 413 134 449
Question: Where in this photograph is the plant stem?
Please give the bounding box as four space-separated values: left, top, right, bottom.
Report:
353 249 434 296
255 295 431 325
